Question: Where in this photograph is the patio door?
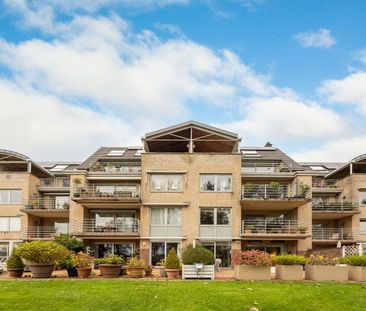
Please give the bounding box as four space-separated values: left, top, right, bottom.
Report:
151 241 179 266
96 243 135 259
201 241 231 267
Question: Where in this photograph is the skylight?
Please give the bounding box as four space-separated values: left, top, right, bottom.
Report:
50 164 68 172
242 150 261 157
309 165 327 171
135 150 142 156
107 150 126 156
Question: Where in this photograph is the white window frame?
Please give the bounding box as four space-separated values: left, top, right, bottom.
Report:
0 217 21 232
150 174 183 192
150 208 182 226
0 189 22 205
150 241 181 266
200 208 231 226
359 191 366 205
360 220 366 234
200 174 232 192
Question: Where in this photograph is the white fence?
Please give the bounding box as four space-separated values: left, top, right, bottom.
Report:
0 256 7 271
342 243 366 257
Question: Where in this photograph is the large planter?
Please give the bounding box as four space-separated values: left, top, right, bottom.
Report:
129 267 144 278
165 268 179 280
234 265 271 280
348 266 366 282
67 267 78 277
7 268 24 278
77 268 92 278
28 263 54 278
275 265 303 281
305 265 348 281
99 264 122 278
182 265 215 280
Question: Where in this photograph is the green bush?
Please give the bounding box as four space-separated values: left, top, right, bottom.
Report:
127 257 145 268
72 252 94 268
181 244 215 265
6 251 25 269
272 254 307 265
57 254 74 269
55 234 84 253
340 255 366 266
165 248 180 269
95 254 124 265
15 241 69 264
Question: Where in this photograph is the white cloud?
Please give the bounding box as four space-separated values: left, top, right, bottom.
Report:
294 28 336 49
154 23 185 37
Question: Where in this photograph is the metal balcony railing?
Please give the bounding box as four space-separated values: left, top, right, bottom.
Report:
241 219 310 235
22 226 68 239
312 202 357 212
89 163 141 174
312 228 358 240
241 162 292 174
23 198 70 210
312 179 339 189
73 184 140 199
72 219 140 235
39 178 70 188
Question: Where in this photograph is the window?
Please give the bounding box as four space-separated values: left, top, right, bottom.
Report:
151 241 179 266
151 208 181 225
200 208 231 225
0 189 22 204
359 191 366 205
201 241 231 267
241 150 260 157
0 217 21 231
50 165 68 172
107 149 126 156
200 174 232 192
309 166 327 171
360 220 366 234
55 196 69 209
0 243 8 257
151 174 183 192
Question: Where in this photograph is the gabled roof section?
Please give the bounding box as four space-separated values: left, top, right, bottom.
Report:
325 153 366 179
0 149 53 177
143 121 241 153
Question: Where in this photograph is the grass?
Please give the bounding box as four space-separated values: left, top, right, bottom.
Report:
0 280 365 311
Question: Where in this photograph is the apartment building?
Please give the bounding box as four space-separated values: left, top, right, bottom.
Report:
1 121 366 268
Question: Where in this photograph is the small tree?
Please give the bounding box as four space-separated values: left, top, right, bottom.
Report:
165 248 180 269
55 234 84 253
6 251 25 270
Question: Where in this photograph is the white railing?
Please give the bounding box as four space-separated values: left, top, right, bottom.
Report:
342 244 366 257
312 228 358 240
312 179 339 189
150 225 182 238
39 177 70 188
241 162 291 174
73 184 140 199
199 225 232 238
241 219 310 235
23 198 70 210
241 183 310 200
312 202 357 212
22 226 68 239
0 256 7 271
90 163 141 174
72 219 140 235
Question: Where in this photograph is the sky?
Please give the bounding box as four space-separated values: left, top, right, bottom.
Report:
0 0 366 162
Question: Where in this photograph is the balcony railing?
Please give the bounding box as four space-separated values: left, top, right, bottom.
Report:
22 198 70 210
312 228 358 240
241 219 310 235
312 202 357 212
39 178 70 188
72 219 140 235
150 225 182 238
312 179 339 189
73 184 140 200
22 226 68 239
89 163 141 174
241 183 309 200
241 162 292 174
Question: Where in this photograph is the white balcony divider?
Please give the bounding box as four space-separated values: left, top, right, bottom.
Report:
150 225 182 238
23 197 70 210
312 202 356 212
71 218 140 235
241 219 310 235
22 226 68 239
199 225 232 238
312 228 358 240
73 184 140 199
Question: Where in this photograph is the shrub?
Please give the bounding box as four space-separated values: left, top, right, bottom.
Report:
15 241 69 264
55 234 84 253
6 251 25 269
165 248 180 269
307 254 339 266
272 254 307 265
181 244 215 265
127 257 145 268
340 255 366 266
232 250 272 266
57 255 74 270
72 252 94 268
95 254 124 265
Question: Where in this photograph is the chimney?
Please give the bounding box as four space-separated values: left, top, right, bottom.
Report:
265 142 272 147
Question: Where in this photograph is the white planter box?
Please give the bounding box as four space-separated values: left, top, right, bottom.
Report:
182 265 214 280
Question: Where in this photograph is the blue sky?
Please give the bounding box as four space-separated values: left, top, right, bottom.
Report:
0 0 366 162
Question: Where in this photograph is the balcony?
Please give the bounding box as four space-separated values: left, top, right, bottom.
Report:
22 226 68 240
240 219 310 239
89 162 141 175
71 219 140 237
312 228 359 243
38 178 70 192
312 202 359 219
312 179 342 194
22 198 70 218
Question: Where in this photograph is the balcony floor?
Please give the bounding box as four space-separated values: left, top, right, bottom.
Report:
312 210 360 220
240 233 311 240
21 209 69 218
241 199 310 211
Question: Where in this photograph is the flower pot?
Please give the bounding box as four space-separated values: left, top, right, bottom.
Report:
145 268 153 277
305 265 348 281
128 267 144 278
348 266 366 282
121 266 128 276
28 263 54 278
165 269 179 280
99 264 122 278
159 267 167 277
234 265 271 280
7 268 24 278
77 267 92 278
275 265 303 281
67 267 78 277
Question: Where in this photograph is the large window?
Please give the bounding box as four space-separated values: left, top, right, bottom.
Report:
151 208 181 225
200 208 231 225
151 174 183 192
0 189 22 204
200 174 232 192
0 243 8 257
201 241 231 267
359 191 366 205
151 241 179 266
0 217 21 231
96 243 135 259
360 220 366 234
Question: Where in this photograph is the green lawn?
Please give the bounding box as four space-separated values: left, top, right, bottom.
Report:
0 280 365 311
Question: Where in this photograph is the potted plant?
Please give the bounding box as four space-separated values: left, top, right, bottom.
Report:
232 250 272 280
144 265 153 277
165 248 180 280
244 225 254 234
6 251 25 278
273 254 307 281
55 234 84 253
269 181 282 198
181 244 215 280
72 252 94 278
299 182 311 198
298 226 307 234
156 259 166 277
305 254 347 281
127 257 145 278
15 241 69 278
340 255 366 281
72 177 82 197
58 254 78 277
95 254 124 278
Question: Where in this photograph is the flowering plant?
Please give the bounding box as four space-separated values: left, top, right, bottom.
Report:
232 250 272 266
72 252 94 268
307 254 339 266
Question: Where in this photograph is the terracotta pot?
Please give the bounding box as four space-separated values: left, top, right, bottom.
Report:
165 269 179 280
7 268 24 278
67 267 78 277
129 267 144 278
77 267 92 278
99 264 122 278
144 268 153 277
28 263 54 278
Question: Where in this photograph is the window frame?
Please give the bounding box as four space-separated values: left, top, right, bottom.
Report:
150 207 182 226
200 174 232 192
150 174 184 193
359 191 366 205
0 189 22 205
0 217 21 232
200 207 231 226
